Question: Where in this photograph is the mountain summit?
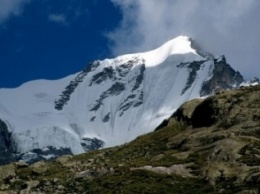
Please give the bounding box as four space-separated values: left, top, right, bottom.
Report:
0 36 243 164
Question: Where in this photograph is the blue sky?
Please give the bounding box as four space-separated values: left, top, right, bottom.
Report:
1 0 260 88
0 0 121 87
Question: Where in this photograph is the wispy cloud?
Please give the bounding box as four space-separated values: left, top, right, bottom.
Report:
0 0 31 24
108 0 260 79
48 14 68 25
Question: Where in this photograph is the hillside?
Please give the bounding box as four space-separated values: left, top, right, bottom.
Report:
1 85 260 193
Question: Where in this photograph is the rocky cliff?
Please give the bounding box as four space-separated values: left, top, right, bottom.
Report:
0 119 15 165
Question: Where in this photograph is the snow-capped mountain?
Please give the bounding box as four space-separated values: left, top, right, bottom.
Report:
0 36 243 164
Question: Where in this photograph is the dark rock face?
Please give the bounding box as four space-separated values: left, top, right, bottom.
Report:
90 82 126 111
172 97 219 128
102 113 110 122
249 77 260 84
90 66 115 86
131 64 145 92
171 99 203 126
55 61 100 110
90 60 145 114
81 137 104 152
116 62 134 77
190 98 216 128
180 61 205 95
118 64 145 116
201 56 244 96
16 146 72 164
0 119 15 165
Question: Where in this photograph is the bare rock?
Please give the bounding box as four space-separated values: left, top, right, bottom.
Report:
150 154 164 162
14 162 29 168
31 161 48 174
0 164 15 182
26 180 40 188
131 163 194 178
56 155 72 166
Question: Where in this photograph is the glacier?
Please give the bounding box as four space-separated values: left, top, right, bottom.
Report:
0 36 244 161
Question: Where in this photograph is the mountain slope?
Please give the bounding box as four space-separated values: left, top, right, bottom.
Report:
1 85 259 193
0 36 243 163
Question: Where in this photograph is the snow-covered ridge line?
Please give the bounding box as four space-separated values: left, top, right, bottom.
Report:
109 36 204 67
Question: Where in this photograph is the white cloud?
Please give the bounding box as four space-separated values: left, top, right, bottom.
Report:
0 0 31 24
48 14 67 25
108 0 260 80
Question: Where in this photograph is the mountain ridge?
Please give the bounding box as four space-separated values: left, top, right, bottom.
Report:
0 36 244 164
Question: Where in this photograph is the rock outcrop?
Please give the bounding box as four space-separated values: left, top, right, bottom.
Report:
200 56 244 96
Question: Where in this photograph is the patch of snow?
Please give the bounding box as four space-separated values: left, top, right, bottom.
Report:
240 81 259 87
41 154 55 160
